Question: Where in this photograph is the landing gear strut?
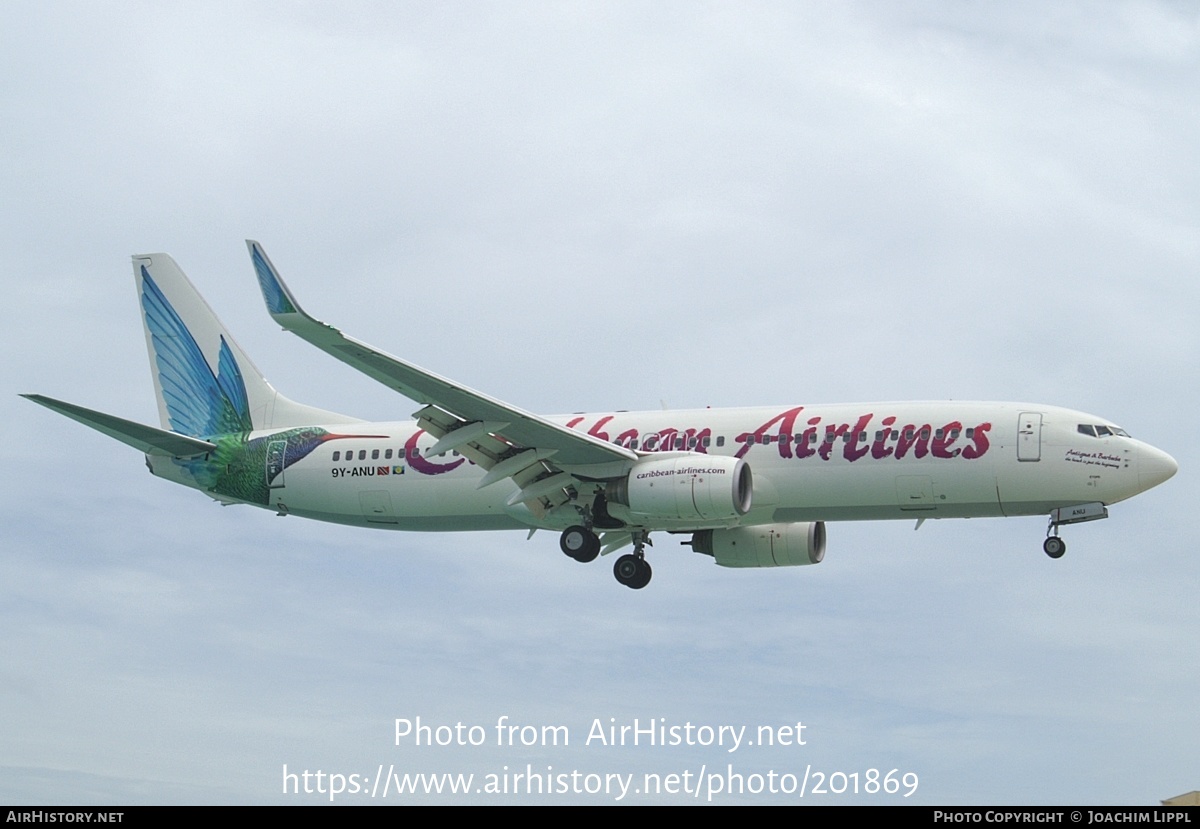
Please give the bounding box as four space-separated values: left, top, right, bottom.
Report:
1043 516 1066 559
613 531 652 590
560 525 600 563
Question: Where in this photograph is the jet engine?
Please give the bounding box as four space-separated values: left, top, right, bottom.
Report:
690 522 826 568
606 455 752 522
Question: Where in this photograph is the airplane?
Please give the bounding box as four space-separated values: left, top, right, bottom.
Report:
23 242 1178 589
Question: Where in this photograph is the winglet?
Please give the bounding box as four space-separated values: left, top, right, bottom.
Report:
246 240 304 320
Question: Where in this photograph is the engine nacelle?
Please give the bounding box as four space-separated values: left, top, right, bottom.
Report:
606 455 752 522
691 522 826 568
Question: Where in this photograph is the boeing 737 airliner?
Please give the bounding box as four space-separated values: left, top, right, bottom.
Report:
23 243 1178 589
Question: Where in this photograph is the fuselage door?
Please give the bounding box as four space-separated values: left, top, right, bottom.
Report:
896 475 936 510
266 439 287 487
359 490 399 524
1017 412 1042 462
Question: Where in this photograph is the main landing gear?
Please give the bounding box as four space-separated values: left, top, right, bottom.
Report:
560 525 600 563
613 532 652 590
558 526 653 590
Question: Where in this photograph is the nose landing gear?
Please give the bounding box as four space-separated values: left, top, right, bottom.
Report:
1042 535 1066 559
1042 502 1108 559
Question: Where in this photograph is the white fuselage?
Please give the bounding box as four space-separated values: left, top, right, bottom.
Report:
28 246 1177 590
152 401 1172 533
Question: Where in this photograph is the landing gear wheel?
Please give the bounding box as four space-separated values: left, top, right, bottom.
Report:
614 554 639 584
631 559 652 589
560 525 600 563
614 554 652 589
1043 536 1066 559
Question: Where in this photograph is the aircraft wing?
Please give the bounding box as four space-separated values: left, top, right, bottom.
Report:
22 394 216 457
246 242 636 508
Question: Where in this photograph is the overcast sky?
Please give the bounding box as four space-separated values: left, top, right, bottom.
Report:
2 1 1197 805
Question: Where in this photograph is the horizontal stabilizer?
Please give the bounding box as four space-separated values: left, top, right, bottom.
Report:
21 394 216 457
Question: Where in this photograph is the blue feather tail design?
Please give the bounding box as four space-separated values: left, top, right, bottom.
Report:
140 266 253 438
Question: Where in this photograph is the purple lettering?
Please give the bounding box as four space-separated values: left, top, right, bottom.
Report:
587 416 614 442
871 416 897 460
734 407 805 459
962 422 992 459
843 414 873 462
405 431 465 475
818 422 849 461
894 424 931 459
932 420 963 459
795 416 820 459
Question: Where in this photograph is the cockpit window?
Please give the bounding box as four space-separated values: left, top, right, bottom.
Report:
1078 423 1130 438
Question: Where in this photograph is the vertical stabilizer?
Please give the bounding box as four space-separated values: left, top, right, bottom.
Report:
133 253 360 436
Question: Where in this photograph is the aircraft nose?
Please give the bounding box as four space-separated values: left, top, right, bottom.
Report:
1139 444 1179 491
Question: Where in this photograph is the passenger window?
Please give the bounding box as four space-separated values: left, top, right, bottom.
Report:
332 451 340 461
935 428 944 439
372 449 380 460
701 437 710 448
688 437 697 449
965 428 974 439
358 450 366 460
385 448 393 459
920 429 930 440
716 436 725 448
904 429 914 440
675 437 684 449
630 439 639 449
825 433 836 444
